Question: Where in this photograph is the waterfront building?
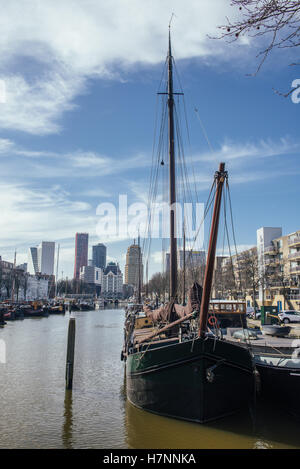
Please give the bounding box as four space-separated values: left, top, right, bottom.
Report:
102 262 123 298
28 247 39 275
26 274 49 300
256 227 282 302
80 265 102 295
258 227 300 311
37 241 55 276
0 256 13 272
17 263 28 272
165 249 206 272
74 233 89 279
92 243 107 269
125 243 143 289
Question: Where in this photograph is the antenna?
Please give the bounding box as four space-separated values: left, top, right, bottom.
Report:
169 12 176 29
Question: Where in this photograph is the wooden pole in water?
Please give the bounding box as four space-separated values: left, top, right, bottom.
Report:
65 316 76 390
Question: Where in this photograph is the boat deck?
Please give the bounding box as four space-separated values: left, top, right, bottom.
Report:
224 333 299 355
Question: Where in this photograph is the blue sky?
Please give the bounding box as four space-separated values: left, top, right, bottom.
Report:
0 0 299 279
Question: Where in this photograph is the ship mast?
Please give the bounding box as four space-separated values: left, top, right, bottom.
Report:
198 163 227 337
168 30 177 301
137 234 142 304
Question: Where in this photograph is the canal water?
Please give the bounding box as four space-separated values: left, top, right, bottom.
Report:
0 308 300 449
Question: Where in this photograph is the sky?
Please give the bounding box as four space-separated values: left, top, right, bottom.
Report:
0 0 299 280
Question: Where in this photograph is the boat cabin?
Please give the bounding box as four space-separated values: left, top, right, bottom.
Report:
208 301 247 328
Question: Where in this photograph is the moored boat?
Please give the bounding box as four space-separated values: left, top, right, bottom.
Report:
261 325 291 337
122 32 255 424
20 304 49 318
47 303 66 314
255 354 300 419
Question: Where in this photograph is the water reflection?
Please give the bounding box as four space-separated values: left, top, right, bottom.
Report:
62 390 73 449
124 397 300 449
0 308 300 449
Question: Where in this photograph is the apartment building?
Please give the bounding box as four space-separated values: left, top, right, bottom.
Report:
218 227 300 311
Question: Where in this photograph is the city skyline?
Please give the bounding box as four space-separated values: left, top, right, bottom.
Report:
0 1 299 280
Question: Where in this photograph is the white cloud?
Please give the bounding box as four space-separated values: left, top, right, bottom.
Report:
0 182 96 246
0 138 14 153
0 72 84 134
192 137 300 165
151 250 165 265
217 244 255 257
0 0 245 135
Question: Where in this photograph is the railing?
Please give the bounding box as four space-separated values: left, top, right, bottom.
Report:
209 301 246 313
288 252 300 260
289 294 300 300
268 282 289 288
264 258 279 265
289 235 300 246
264 245 277 254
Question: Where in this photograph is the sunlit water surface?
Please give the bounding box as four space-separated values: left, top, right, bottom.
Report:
0 308 299 449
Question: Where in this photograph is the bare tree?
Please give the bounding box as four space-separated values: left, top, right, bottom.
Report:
3 271 13 299
219 260 238 300
218 1 300 78
22 273 29 300
239 248 261 309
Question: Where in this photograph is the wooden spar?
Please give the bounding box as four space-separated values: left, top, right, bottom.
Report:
138 234 142 304
182 220 186 305
168 30 177 301
145 260 149 298
135 311 195 345
198 162 227 337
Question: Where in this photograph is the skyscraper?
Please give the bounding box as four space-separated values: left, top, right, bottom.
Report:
28 247 39 275
74 233 89 279
92 243 107 269
125 243 143 288
37 241 55 275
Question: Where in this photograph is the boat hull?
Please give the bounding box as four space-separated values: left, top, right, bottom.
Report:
126 336 254 423
261 325 291 337
256 360 300 419
22 308 49 318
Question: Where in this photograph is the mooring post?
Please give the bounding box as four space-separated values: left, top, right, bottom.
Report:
65 315 76 390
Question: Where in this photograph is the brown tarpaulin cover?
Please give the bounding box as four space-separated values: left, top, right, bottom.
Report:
144 282 202 323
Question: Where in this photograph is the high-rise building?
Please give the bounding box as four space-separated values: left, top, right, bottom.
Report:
257 227 282 301
28 247 39 275
37 241 55 276
92 243 107 269
125 243 143 288
74 233 89 279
